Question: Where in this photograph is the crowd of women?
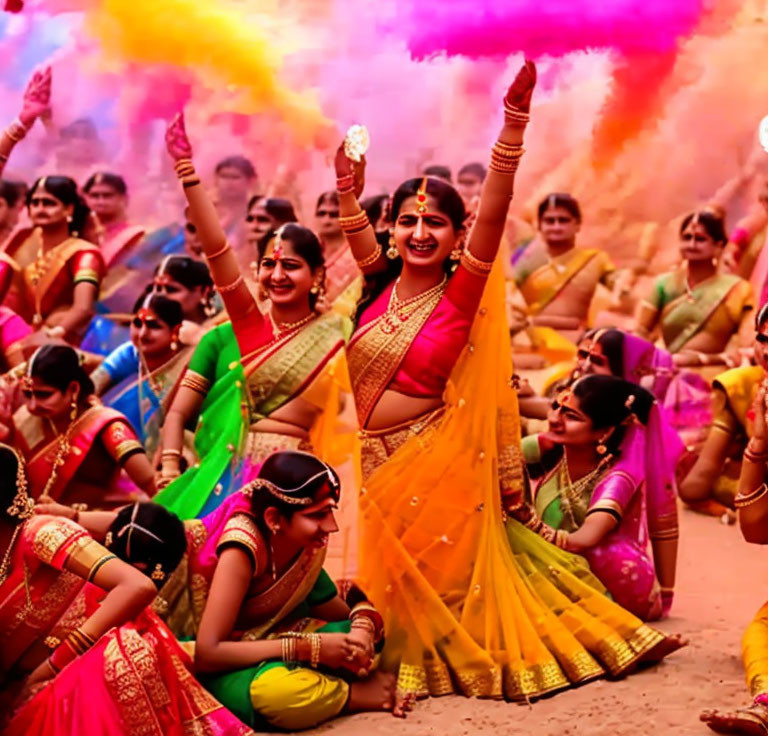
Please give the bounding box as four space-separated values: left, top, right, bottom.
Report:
0 58 767 736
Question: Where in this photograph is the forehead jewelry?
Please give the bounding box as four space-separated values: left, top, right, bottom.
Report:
415 178 428 215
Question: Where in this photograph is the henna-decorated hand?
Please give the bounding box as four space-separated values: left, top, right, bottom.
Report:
19 66 52 129
334 143 366 199
504 60 537 115
165 112 194 161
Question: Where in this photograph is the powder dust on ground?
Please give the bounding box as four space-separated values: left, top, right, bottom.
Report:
314 506 767 735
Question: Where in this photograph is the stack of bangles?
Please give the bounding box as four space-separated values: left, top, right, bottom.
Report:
350 602 384 643
280 632 321 668
503 100 530 127
336 174 355 195
4 117 28 145
490 140 524 176
180 371 211 395
338 210 370 235
48 627 96 674
174 158 200 188
744 442 768 465
460 249 494 277
734 482 768 509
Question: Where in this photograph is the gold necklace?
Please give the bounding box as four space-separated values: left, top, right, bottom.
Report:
558 452 612 528
40 408 80 499
268 310 316 337
381 276 447 334
0 523 23 587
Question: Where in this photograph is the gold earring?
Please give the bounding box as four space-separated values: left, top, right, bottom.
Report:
595 430 612 455
386 232 399 259
450 246 462 261
151 563 166 582
70 397 78 422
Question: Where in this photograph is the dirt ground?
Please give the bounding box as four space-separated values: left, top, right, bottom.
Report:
312 507 768 736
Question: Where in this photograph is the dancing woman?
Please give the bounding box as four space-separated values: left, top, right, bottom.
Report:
334 61 682 700
522 375 676 620
0 445 253 736
160 122 350 517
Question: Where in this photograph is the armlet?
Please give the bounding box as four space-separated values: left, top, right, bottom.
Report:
31 517 89 569
63 536 117 582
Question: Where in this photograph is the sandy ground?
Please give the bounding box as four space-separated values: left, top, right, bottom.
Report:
312 507 768 736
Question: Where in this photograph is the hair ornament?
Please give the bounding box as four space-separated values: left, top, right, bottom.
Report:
118 502 164 560
624 394 636 410
246 455 340 506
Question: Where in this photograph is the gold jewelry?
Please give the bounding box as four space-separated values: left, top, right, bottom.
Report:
151 563 166 581
268 309 315 338
555 529 570 549
205 241 231 260
338 211 370 234
460 249 494 276
309 633 321 669
449 245 462 261
4 444 33 521
415 177 429 214
356 243 382 268
218 275 244 294
734 483 768 508
558 451 614 529
0 524 22 587
38 404 80 501
380 276 447 336
4 118 27 144
386 232 399 259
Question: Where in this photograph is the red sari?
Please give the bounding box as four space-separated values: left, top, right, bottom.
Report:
13 400 147 508
1 514 254 736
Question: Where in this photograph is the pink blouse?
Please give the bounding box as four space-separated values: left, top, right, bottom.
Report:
357 264 488 398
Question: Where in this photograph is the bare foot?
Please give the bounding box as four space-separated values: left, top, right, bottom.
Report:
701 705 768 735
638 632 688 665
347 671 414 717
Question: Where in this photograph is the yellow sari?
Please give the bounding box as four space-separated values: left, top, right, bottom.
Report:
358 263 666 700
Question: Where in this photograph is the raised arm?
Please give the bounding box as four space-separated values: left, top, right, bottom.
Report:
0 67 51 180
465 61 536 263
165 113 258 321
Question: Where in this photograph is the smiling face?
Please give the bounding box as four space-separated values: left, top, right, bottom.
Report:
272 490 339 551
85 182 125 222
130 307 174 359
679 220 722 262
543 390 603 448
22 376 78 419
28 186 72 230
393 194 462 271
257 236 316 309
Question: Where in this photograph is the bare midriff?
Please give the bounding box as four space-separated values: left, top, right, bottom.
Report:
365 390 444 431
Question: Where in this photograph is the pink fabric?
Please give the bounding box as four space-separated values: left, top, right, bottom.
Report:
0 305 31 351
357 264 487 397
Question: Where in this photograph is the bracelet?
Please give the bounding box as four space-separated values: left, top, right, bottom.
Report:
180 371 211 394
554 529 570 550
205 241 231 260
734 483 768 508
744 449 768 465
493 141 525 158
460 249 494 276
338 211 370 233
4 118 27 144
281 635 297 664
161 448 182 457
503 102 530 125
350 602 385 642
217 275 244 294
174 158 195 178
49 627 96 673
336 174 355 194
356 243 382 269
308 633 321 669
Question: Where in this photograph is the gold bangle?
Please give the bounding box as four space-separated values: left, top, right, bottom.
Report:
309 633 321 669
174 158 195 177
338 211 370 232
460 249 493 276
4 119 27 143
205 241 231 260
161 448 181 457
217 275 244 294
356 243 382 268
555 529 570 549
734 483 768 508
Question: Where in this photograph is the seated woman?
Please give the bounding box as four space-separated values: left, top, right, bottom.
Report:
83 254 217 356
512 193 631 346
91 293 190 455
0 176 104 344
82 172 145 269
0 344 155 508
192 450 404 730
680 303 768 516
636 209 754 369
0 445 253 736
700 383 768 735
157 118 350 518
522 375 676 620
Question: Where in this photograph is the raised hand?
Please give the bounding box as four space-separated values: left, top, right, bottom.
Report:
165 112 194 161
504 60 537 116
19 66 52 128
334 142 366 199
